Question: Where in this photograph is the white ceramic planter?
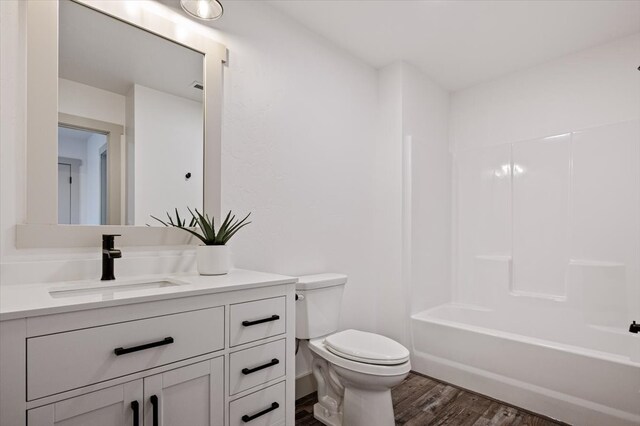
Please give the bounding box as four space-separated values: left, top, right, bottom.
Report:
196 245 230 275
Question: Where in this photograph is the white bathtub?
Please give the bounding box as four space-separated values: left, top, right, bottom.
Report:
411 304 640 426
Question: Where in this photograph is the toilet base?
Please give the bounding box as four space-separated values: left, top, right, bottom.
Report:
342 387 395 426
313 402 343 426
313 385 398 426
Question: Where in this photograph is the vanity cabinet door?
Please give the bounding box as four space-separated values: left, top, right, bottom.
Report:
143 357 224 426
27 380 142 426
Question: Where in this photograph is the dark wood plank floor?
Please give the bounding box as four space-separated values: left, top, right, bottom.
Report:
295 372 565 426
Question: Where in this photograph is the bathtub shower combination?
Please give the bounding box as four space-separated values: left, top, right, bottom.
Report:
411 120 640 426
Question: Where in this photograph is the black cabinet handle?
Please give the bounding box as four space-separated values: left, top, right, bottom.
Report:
130 401 139 426
242 402 279 423
114 337 174 356
242 358 280 375
150 395 159 426
242 315 280 327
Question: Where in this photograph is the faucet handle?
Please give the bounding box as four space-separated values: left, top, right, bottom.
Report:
102 234 121 249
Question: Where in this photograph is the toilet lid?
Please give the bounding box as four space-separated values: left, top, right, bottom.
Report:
324 329 410 365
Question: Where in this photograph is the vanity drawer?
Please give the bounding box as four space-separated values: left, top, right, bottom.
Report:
230 339 286 395
229 381 286 426
27 307 224 400
229 297 285 347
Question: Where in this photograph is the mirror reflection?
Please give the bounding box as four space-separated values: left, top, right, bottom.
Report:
58 0 204 226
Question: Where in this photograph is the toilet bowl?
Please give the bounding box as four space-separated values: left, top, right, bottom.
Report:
296 274 411 426
308 330 410 426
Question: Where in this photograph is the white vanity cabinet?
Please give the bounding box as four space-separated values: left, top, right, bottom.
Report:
0 270 297 426
28 357 225 426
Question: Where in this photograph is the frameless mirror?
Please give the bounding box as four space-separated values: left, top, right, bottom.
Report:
58 0 204 226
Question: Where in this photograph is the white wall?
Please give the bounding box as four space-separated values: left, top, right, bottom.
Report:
58 78 125 126
402 64 451 317
375 62 451 347
58 136 88 163
125 87 135 225
450 34 640 150
209 1 383 338
132 84 203 226
374 63 404 344
0 0 26 259
85 133 106 225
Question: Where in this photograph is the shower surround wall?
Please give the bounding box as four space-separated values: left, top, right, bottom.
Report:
450 33 640 328
412 33 640 426
454 122 639 316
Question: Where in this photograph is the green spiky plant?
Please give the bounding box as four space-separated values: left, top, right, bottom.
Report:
151 208 251 245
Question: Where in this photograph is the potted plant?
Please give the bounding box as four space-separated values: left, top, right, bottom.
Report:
152 208 251 275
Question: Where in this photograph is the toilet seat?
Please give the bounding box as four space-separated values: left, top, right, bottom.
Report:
308 334 411 377
324 329 410 365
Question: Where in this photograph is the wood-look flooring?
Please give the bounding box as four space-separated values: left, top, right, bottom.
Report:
295 372 565 426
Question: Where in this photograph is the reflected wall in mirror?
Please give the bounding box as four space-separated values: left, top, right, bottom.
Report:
58 0 204 226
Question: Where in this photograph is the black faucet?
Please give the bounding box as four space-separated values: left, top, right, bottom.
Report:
630 321 640 334
101 234 122 281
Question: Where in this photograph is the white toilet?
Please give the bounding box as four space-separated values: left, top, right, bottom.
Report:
296 273 411 426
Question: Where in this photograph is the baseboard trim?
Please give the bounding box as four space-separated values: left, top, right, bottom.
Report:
295 372 317 400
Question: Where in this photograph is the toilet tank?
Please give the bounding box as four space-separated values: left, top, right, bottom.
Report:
295 273 347 339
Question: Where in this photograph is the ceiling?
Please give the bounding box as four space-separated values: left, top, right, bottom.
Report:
58 126 105 145
268 0 640 91
59 0 204 102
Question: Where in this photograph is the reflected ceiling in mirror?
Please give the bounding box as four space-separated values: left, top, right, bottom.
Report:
58 0 204 226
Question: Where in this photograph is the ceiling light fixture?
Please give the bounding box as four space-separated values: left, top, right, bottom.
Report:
180 0 223 21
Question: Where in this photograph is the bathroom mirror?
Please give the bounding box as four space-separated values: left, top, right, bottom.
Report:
58 0 204 226
18 0 226 247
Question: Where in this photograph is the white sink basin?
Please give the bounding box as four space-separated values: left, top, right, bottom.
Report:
49 278 187 298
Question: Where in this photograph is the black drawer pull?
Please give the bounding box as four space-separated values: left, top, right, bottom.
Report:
242 358 280 375
242 402 279 423
150 395 159 426
242 315 280 327
114 337 174 356
130 400 139 426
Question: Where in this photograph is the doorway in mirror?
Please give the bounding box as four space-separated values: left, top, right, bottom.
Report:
57 126 108 225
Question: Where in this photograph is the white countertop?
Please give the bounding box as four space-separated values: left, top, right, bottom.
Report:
0 269 297 321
